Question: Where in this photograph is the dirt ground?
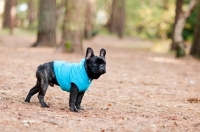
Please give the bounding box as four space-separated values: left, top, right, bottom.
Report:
1 35 200 132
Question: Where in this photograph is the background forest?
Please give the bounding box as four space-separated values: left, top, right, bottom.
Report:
0 0 200 58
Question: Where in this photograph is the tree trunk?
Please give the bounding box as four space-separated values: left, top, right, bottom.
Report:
0 0 5 29
84 0 96 39
190 1 200 59
56 0 66 20
108 0 125 38
33 0 56 47
173 0 197 57
171 0 184 50
117 0 125 38
57 0 85 53
109 0 117 33
3 0 17 34
28 0 34 28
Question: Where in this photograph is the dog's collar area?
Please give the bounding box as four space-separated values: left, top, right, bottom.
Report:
84 61 93 82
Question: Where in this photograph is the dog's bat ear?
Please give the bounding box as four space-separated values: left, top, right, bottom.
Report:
100 48 106 59
85 47 94 59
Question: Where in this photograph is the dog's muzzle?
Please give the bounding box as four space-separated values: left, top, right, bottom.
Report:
100 68 106 74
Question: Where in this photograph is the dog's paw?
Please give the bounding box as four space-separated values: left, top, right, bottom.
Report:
70 107 78 113
78 108 84 111
76 105 84 111
43 105 49 108
41 103 49 108
24 99 30 103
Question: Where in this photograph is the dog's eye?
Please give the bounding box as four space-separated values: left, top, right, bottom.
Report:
97 60 102 64
93 61 96 65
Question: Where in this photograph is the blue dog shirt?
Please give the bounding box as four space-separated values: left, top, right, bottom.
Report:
54 59 92 92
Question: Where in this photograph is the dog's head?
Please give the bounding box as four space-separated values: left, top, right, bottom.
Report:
84 47 106 79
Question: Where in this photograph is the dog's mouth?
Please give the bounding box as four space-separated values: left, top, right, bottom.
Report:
100 69 106 74
99 65 106 74
92 71 105 79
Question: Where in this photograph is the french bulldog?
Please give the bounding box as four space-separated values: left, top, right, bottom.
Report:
24 47 106 112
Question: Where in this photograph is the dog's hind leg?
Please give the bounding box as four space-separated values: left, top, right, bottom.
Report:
37 78 49 108
24 82 39 103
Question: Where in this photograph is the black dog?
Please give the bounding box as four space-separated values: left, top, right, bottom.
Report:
25 47 106 112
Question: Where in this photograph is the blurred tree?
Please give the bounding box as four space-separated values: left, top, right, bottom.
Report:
84 0 96 39
28 0 33 25
171 0 184 50
57 0 85 53
182 5 198 42
32 0 56 47
56 0 65 20
190 1 200 59
173 0 197 57
107 0 125 38
0 0 5 29
27 0 34 28
3 0 17 33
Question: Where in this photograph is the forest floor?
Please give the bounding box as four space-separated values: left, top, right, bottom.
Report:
1 34 200 132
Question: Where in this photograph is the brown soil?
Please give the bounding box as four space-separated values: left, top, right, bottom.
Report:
1 35 200 132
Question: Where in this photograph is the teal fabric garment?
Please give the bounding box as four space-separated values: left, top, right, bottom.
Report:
54 59 92 92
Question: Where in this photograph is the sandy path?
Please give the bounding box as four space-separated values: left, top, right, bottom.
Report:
0 35 200 132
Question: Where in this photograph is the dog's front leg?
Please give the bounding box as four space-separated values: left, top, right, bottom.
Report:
69 83 79 112
76 92 85 110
